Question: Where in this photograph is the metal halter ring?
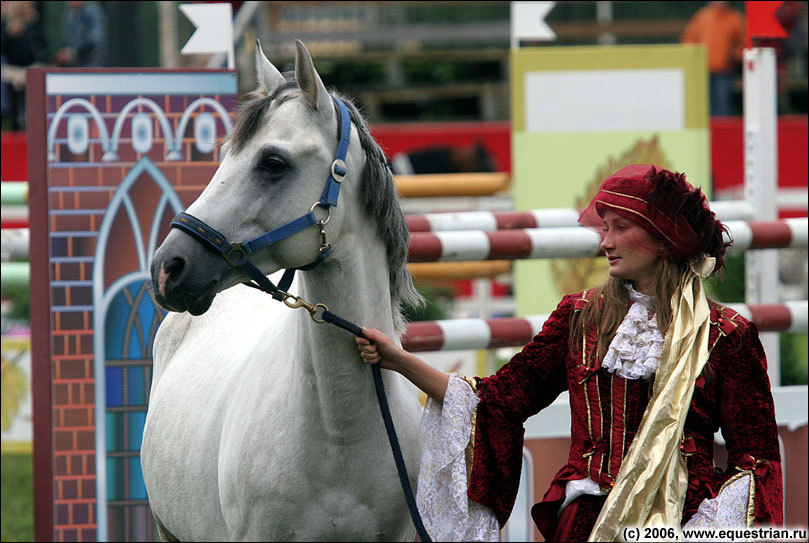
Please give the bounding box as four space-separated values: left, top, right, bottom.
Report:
310 202 332 225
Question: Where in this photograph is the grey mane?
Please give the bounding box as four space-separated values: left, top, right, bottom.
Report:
226 75 424 334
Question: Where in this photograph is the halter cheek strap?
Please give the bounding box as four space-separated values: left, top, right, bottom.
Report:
169 96 351 299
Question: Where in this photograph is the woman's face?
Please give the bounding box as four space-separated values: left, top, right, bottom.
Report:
600 210 665 294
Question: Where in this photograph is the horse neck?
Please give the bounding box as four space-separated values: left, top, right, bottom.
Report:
293 221 398 422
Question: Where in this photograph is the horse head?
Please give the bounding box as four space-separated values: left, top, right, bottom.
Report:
151 40 366 315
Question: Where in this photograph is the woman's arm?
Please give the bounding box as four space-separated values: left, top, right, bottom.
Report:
356 327 450 404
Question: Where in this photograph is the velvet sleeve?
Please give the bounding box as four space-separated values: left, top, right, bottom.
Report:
466 294 574 527
714 321 783 526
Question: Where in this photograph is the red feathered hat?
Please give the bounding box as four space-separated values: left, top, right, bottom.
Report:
579 164 730 275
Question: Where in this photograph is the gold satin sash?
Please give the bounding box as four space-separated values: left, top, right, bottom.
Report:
588 269 712 542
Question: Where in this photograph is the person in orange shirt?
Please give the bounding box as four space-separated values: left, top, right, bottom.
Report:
681 1 746 116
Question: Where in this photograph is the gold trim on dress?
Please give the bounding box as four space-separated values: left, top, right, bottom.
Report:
582 328 594 473
460 376 479 483
465 406 477 484
595 373 604 484
720 456 770 528
608 373 614 479
622 378 628 459
710 307 741 351
461 375 479 394
716 469 756 528
747 471 756 528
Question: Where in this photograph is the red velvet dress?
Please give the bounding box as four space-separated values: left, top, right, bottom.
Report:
464 292 783 540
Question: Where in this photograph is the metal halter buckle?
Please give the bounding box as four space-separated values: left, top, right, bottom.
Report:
331 159 347 182
224 241 247 268
224 242 248 267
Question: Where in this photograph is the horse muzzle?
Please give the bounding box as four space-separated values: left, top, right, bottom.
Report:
151 229 225 315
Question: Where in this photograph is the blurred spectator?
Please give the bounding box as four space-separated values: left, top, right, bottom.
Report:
753 1 807 113
54 1 107 67
781 1 808 78
1 1 47 130
681 1 745 116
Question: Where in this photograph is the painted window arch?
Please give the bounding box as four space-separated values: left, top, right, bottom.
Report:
93 157 183 541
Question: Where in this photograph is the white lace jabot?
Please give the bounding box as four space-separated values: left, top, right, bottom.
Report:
600 283 663 380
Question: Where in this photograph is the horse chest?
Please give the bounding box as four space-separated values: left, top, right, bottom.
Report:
219 432 409 540
228 487 405 541
216 382 413 539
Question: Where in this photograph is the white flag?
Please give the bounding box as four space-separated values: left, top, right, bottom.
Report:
180 3 234 67
511 2 556 49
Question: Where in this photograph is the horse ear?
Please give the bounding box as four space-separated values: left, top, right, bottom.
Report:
255 39 284 95
294 40 332 113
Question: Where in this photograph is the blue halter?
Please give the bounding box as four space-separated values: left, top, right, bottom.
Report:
169 95 351 301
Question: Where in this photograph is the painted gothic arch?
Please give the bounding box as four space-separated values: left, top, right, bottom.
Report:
92 157 183 540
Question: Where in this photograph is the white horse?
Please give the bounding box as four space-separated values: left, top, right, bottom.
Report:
141 41 424 541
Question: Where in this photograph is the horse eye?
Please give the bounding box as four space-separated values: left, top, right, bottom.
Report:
258 156 288 176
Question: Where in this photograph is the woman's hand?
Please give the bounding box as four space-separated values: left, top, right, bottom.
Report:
355 327 407 371
356 327 451 403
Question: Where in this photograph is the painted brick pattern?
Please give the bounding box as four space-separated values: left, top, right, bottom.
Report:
46 71 236 542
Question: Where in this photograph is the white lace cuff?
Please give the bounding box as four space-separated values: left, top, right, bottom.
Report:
416 373 501 541
561 478 608 514
682 474 751 540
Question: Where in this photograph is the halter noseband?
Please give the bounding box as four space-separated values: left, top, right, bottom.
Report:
169 95 352 301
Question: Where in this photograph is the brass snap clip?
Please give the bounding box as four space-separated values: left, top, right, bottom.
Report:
283 294 329 323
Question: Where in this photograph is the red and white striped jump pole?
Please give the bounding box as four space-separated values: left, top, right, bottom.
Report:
407 218 808 262
406 200 756 232
401 301 808 352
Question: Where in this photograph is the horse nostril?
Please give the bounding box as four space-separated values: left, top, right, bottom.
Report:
165 256 186 280
158 256 186 297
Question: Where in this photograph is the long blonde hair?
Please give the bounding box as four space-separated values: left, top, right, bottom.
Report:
570 259 688 367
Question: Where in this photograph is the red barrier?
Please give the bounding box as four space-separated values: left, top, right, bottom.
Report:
0 131 27 181
402 302 808 352
710 115 808 219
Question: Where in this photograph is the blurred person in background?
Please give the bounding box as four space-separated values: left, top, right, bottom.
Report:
390 141 496 175
752 1 807 113
1 1 46 130
54 1 106 68
681 1 746 116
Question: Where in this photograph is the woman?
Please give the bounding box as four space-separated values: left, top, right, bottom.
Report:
356 164 783 541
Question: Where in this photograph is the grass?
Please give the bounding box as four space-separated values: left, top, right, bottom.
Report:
1 453 34 542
